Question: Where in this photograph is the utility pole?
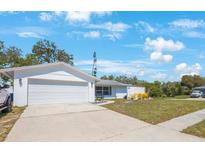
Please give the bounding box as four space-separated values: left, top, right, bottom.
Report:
92 51 97 77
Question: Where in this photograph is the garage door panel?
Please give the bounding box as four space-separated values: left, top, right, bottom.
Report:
28 79 88 105
29 85 87 93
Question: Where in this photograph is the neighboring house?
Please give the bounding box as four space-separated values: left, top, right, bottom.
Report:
0 62 145 106
96 80 145 99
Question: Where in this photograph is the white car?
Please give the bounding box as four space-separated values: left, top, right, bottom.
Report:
190 90 203 98
0 87 13 113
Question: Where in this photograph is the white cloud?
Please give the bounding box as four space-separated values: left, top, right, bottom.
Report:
145 37 184 63
66 20 129 41
145 37 184 52
84 31 100 38
17 32 43 38
93 11 112 16
88 22 131 32
15 26 49 38
65 11 111 23
39 11 112 23
150 52 173 63
170 19 205 29
151 72 167 81
75 59 152 76
76 59 171 81
68 31 101 39
39 12 54 21
65 12 91 23
176 63 202 76
87 22 130 41
135 21 155 33
103 33 121 41
53 11 64 16
183 31 205 38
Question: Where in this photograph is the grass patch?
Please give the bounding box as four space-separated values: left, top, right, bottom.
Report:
0 107 25 141
173 95 190 99
103 98 205 124
182 120 205 138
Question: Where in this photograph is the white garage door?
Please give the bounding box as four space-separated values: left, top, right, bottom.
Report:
28 79 89 105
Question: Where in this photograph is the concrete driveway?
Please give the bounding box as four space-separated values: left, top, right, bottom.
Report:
6 103 205 142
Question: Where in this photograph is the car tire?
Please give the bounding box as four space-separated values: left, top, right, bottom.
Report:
2 96 12 113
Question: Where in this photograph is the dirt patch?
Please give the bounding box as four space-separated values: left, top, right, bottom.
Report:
0 107 25 141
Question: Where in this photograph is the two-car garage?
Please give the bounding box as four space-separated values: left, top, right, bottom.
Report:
0 62 97 106
28 79 89 105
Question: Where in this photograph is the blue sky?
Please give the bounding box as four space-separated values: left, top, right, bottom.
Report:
0 11 205 82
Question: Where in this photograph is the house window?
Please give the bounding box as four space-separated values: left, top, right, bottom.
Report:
96 86 112 96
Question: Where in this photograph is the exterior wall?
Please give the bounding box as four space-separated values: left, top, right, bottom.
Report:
102 86 146 99
17 70 87 82
14 74 28 106
115 86 127 98
88 82 95 102
30 71 87 82
127 86 145 97
103 86 127 99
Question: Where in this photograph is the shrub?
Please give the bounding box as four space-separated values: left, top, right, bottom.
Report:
129 92 149 100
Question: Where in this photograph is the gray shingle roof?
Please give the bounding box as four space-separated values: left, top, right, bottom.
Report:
96 80 131 86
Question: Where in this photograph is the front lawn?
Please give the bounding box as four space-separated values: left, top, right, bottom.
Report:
182 120 205 138
0 107 25 141
173 95 190 99
103 98 205 124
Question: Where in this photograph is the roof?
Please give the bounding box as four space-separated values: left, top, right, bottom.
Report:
96 79 131 87
0 62 99 81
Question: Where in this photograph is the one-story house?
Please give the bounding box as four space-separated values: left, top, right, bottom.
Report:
96 80 145 99
0 62 145 106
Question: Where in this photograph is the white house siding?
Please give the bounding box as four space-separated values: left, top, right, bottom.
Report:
13 77 28 106
102 86 127 99
28 71 86 82
102 86 145 99
13 67 95 106
88 82 95 102
127 86 145 97
115 86 127 98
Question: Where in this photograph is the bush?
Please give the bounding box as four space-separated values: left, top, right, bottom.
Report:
129 92 149 100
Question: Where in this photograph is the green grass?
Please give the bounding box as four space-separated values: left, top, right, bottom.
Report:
0 107 25 141
103 98 205 124
173 95 190 99
182 120 205 138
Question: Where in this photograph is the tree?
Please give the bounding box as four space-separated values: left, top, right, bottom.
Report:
0 43 24 84
101 75 114 80
181 75 205 89
147 81 163 97
5 46 24 68
32 39 73 65
21 54 40 66
0 41 6 69
56 50 73 65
